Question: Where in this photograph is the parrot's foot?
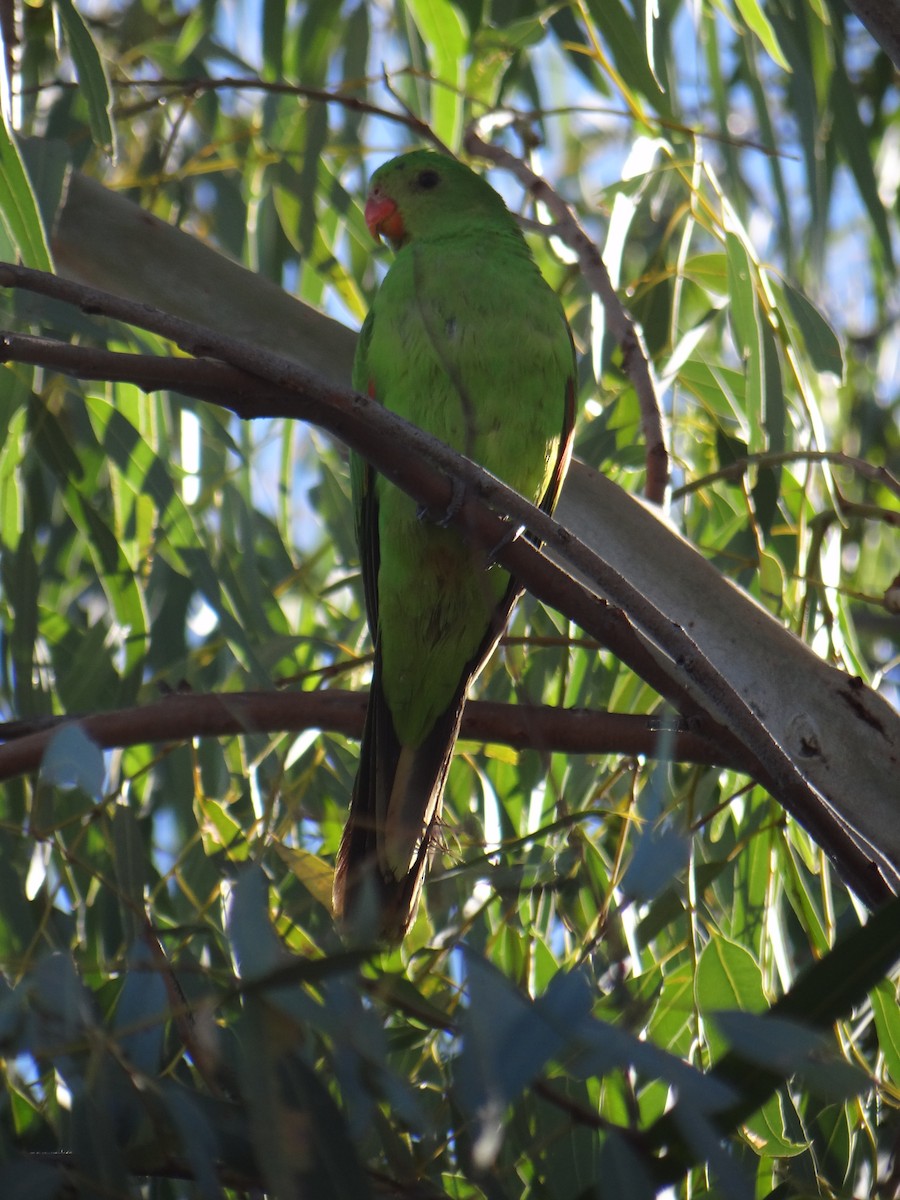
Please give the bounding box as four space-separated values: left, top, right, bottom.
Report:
417 476 466 527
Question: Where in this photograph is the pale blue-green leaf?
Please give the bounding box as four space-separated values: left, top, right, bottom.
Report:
161 1083 223 1200
39 725 105 803
0 1159 67 1199
713 1010 822 1068
597 1129 657 1200
226 864 284 982
454 958 598 1166
114 939 167 1076
671 1103 754 1200
714 1011 868 1100
30 953 94 1081
18 137 71 241
575 1012 738 1114
621 820 690 904
455 951 541 1113
238 1001 374 1200
70 1077 132 1195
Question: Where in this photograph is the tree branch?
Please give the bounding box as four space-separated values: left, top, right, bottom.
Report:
2 261 897 906
841 0 900 69
0 689 754 781
673 449 900 502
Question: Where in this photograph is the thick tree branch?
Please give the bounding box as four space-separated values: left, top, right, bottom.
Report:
2 262 897 906
841 0 900 69
0 690 754 780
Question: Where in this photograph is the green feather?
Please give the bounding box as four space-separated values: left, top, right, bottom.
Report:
334 151 576 938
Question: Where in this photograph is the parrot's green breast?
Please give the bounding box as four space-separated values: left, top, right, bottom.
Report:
355 228 573 749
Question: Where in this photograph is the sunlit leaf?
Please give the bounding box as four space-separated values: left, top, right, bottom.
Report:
0 118 51 269
52 0 114 156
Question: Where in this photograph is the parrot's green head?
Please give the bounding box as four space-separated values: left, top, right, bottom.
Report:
364 150 515 251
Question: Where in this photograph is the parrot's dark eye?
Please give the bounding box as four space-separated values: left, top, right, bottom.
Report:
416 169 440 189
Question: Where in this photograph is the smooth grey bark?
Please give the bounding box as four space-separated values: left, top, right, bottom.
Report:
47 168 900 893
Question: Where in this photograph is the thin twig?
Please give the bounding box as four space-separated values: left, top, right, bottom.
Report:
24 72 445 149
673 449 900 502
463 125 669 505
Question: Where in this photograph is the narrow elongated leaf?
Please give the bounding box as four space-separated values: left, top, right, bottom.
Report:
870 980 900 1085
52 0 114 155
830 61 895 268
0 119 51 269
725 232 766 451
406 0 468 147
115 939 167 1076
733 0 791 70
783 281 844 378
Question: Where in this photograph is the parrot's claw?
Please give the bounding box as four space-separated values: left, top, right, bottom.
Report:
417 476 466 527
485 519 525 564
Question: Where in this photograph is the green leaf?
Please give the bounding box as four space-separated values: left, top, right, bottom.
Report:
0 119 52 270
262 0 287 78
829 61 894 269
870 979 900 1086
584 0 672 115
732 0 791 71
696 935 766 1060
406 0 468 148
725 232 766 451
52 0 115 156
621 820 690 903
783 281 844 379
744 1092 808 1158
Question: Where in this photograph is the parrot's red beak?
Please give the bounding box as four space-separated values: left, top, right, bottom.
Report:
365 192 405 246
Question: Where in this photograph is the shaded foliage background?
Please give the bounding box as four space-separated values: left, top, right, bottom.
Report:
0 0 898 1197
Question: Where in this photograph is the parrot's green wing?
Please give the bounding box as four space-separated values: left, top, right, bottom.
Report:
334 151 576 939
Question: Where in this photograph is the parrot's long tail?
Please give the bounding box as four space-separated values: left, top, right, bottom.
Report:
333 651 466 940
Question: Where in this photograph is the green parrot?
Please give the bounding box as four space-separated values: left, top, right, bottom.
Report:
333 150 576 938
